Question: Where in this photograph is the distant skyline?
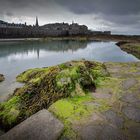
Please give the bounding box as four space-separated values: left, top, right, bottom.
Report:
0 0 140 35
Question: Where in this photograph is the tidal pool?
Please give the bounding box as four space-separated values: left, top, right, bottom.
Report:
0 40 139 101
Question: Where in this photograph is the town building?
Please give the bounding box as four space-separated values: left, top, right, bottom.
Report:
0 17 111 38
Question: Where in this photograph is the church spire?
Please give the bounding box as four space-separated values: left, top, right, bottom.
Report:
35 16 39 27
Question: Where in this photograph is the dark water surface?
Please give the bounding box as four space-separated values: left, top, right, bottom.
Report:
0 40 139 101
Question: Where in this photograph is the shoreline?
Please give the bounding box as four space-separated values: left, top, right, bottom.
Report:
0 34 140 42
116 41 140 59
0 38 41 42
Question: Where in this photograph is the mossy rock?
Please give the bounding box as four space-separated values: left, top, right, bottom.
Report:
48 94 95 139
0 74 5 82
0 96 21 130
0 60 108 131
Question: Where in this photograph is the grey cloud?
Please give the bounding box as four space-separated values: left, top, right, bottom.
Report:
99 14 140 26
0 0 140 34
55 0 140 15
55 0 140 27
6 12 14 17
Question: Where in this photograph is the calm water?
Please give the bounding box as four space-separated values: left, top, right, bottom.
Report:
0 40 139 101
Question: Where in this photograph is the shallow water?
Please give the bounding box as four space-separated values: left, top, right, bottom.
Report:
0 40 139 101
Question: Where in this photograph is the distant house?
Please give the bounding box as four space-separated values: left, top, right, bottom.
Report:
0 20 26 28
41 22 89 36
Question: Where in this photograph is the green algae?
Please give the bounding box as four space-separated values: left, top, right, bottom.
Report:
0 60 108 130
49 95 94 120
0 96 21 129
49 94 94 139
16 67 50 83
48 92 111 139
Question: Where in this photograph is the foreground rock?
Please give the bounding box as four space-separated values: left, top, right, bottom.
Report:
0 60 107 130
75 123 127 140
0 74 4 82
0 109 64 140
122 106 140 122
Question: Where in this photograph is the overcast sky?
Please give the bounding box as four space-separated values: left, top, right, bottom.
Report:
0 0 140 35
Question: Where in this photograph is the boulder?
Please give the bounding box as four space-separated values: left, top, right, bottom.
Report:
0 109 64 140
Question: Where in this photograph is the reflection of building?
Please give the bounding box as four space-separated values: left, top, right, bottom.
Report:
0 40 88 58
37 48 40 59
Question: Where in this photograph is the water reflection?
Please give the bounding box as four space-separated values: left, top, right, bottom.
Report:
0 40 88 59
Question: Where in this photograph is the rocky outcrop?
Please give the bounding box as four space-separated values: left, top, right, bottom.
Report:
0 60 107 130
0 74 4 82
0 109 64 140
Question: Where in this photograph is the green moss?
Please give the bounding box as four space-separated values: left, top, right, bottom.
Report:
95 99 111 112
49 95 93 120
59 63 68 69
49 94 94 139
56 66 81 91
91 69 105 87
16 67 51 83
71 83 85 96
49 93 111 139
0 96 20 127
61 122 77 140
29 77 42 84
